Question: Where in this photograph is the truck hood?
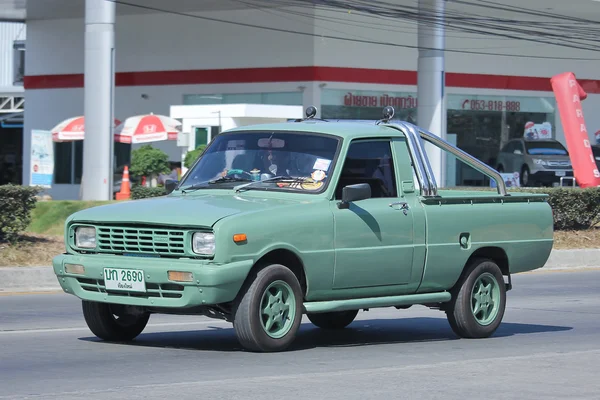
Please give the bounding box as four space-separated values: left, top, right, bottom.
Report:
68 193 305 228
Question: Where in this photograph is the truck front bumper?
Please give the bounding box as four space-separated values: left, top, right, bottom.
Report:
52 253 254 309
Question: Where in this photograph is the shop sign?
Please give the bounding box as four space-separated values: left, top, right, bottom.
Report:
490 172 520 188
447 95 555 113
343 92 417 109
30 129 54 188
456 98 522 112
523 121 552 140
334 91 554 114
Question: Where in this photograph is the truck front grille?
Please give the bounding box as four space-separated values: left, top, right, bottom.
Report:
77 278 184 299
96 226 186 256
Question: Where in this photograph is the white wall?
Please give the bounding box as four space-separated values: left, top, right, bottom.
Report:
26 7 315 76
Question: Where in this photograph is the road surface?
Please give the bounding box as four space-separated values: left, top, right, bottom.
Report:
1 269 599 399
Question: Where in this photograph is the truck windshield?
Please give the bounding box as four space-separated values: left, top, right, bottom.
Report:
179 131 340 192
525 140 568 156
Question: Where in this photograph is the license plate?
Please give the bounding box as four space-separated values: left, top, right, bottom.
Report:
555 171 566 176
103 268 146 292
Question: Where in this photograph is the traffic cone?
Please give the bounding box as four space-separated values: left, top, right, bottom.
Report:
116 165 131 200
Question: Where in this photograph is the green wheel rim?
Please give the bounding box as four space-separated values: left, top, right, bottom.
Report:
470 272 501 326
259 280 296 339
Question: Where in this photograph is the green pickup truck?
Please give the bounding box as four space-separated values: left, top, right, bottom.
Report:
53 106 554 352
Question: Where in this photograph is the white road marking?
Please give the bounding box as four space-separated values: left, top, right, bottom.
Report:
0 320 230 335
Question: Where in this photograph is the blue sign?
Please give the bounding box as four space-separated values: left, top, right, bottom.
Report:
29 129 54 188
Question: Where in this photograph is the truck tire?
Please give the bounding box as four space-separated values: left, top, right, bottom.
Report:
233 263 303 352
82 300 150 341
307 310 358 330
445 258 506 339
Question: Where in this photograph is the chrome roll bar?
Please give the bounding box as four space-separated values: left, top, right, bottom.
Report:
384 122 435 196
384 121 508 197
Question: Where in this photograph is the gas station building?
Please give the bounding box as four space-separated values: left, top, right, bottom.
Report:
5 0 600 199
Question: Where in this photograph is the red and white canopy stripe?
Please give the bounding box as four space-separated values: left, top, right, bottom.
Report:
51 116 122 142
114 113 181 144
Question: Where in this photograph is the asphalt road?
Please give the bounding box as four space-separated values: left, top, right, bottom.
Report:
1 269 599 399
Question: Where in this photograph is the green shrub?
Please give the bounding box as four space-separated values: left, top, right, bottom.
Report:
131 185 166 200
447 186 600 230
184 144 207 169
0 185 41 243
530 187 600 230
130 145 170 178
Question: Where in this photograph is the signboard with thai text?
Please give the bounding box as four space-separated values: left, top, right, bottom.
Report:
322 89 556 114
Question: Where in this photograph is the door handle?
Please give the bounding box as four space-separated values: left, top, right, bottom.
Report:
389 202 409 215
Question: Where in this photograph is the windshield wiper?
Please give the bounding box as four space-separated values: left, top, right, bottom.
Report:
181 176 251 193
234 176 302 193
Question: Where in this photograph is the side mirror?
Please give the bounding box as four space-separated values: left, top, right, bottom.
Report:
165 179 179 194
338 183 371 209
513 149 522 155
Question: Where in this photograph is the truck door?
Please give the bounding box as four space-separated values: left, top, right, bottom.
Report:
330 138 416 289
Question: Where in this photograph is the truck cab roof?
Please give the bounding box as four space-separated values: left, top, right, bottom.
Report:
224 120 404 142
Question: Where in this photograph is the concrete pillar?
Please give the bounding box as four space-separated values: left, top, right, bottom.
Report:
417 0 446 187
81 0 115 200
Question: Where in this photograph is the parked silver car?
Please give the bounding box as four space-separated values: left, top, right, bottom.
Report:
496 138 573 187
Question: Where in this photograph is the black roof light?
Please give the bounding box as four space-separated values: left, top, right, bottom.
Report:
376 106 395 125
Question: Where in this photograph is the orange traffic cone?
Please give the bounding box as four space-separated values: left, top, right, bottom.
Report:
116 165 131 200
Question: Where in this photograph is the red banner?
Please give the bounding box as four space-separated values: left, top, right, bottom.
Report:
550 72 600 188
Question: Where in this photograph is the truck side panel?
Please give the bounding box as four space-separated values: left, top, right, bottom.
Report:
417 198 553 293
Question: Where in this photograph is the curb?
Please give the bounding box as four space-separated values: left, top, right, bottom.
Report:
0 266 60 293
543 248 600 269
1 249 599 294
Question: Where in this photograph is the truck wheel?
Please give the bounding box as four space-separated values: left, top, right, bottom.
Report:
445 258 506 339
233 263 303 352
307 310 358 330
81 301 150 341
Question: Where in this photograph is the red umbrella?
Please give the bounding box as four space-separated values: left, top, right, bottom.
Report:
51 116 121 142
114 113 181 144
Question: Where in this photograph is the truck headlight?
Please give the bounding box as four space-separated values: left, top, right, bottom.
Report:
192 232 215 255
75 226 96 249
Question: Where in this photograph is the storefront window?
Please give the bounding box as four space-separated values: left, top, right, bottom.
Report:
446 94 556 186
53 142 131 185
321 89 556 187
183 91 303 106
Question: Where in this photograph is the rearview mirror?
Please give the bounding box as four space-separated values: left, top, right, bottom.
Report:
165 179 179 194
258 138 285 148
338 183 371 209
